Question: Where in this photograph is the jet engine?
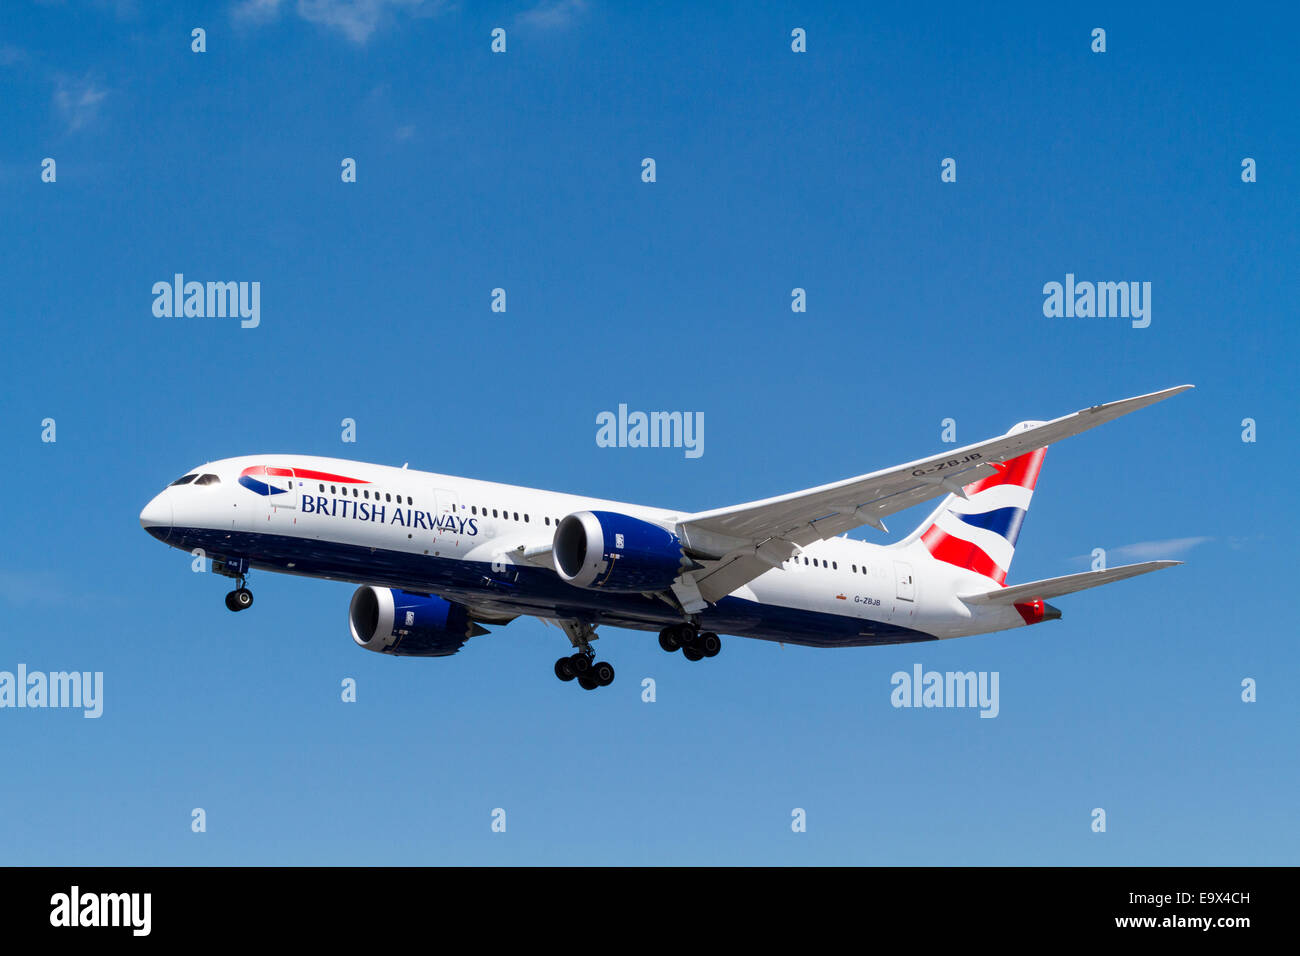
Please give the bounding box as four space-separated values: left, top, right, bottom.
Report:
553 510 689 592
348 586 487 657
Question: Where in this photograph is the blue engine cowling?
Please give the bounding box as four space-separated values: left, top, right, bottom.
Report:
348 586 487 657
553 510 687 592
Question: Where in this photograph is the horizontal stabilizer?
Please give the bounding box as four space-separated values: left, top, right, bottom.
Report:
959 560 1181 606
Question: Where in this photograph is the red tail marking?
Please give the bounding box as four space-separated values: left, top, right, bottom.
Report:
963 447 1047 496
921 526 1007 585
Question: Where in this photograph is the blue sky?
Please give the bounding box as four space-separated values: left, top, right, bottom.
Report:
1 1 1296 865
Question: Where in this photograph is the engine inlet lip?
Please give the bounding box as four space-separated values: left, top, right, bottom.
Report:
554 513 595 579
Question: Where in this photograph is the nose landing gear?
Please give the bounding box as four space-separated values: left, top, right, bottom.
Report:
224 585 254 612
213 557 253 613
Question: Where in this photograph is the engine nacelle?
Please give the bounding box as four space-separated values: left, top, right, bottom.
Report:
553 510 687 592
348 586 486 657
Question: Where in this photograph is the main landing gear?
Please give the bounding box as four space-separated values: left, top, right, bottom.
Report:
554 653 615 690
554 620 615 691
659 623 720 661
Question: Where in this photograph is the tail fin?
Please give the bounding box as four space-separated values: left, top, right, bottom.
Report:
895 422 1048 585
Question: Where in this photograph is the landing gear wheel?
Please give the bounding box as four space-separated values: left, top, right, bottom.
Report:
682 645 704 662
225 588 253 612
590 661 615 686
568 653 590 675
577 674 599 690
554 657 576 682
700 632 721 657
658 628 682 652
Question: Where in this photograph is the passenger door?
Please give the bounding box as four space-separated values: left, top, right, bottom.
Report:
237 464 295 531
263 466 297 510
893 561 915 622
432 488 462 551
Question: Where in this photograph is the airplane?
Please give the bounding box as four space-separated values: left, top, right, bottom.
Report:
139 385 1191 691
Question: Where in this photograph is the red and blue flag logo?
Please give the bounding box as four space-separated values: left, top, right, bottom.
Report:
919 448 1046 585
239 465 368 498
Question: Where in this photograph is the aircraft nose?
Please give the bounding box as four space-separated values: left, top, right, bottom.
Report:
139 492 173 542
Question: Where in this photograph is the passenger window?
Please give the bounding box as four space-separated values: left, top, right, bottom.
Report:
833 562 838 570
493 509 498 518
545 516 550 525
169 474 197 486
472 506 478 515
513 512 519 521
364 490 369 499
330 485 336 494
524 514 529 522
319 484 325 493
386 493 392 502
852 565 858 573
407 496 412 505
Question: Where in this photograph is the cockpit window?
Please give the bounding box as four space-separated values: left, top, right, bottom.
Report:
194 474 221 485
170 474 198 486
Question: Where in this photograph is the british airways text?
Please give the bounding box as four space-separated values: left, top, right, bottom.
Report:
300 495 479 534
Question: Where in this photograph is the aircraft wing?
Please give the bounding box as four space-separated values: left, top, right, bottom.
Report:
673 385 1192 606
958 560 1182 606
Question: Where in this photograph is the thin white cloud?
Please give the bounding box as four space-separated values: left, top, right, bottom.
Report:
53 75 108 132
94 0 140 17
0 45 29 67
517 0 588 29
234 0 443 44
232 0 284 25
1111 536 1212 561
0 570 76 607
1069 536 1212 565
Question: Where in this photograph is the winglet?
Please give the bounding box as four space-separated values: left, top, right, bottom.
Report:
1080 384 1193 419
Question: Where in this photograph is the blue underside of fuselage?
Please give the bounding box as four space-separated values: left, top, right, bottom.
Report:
155 526 936 649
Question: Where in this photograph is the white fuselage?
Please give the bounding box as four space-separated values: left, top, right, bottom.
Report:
140 454 1034 648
